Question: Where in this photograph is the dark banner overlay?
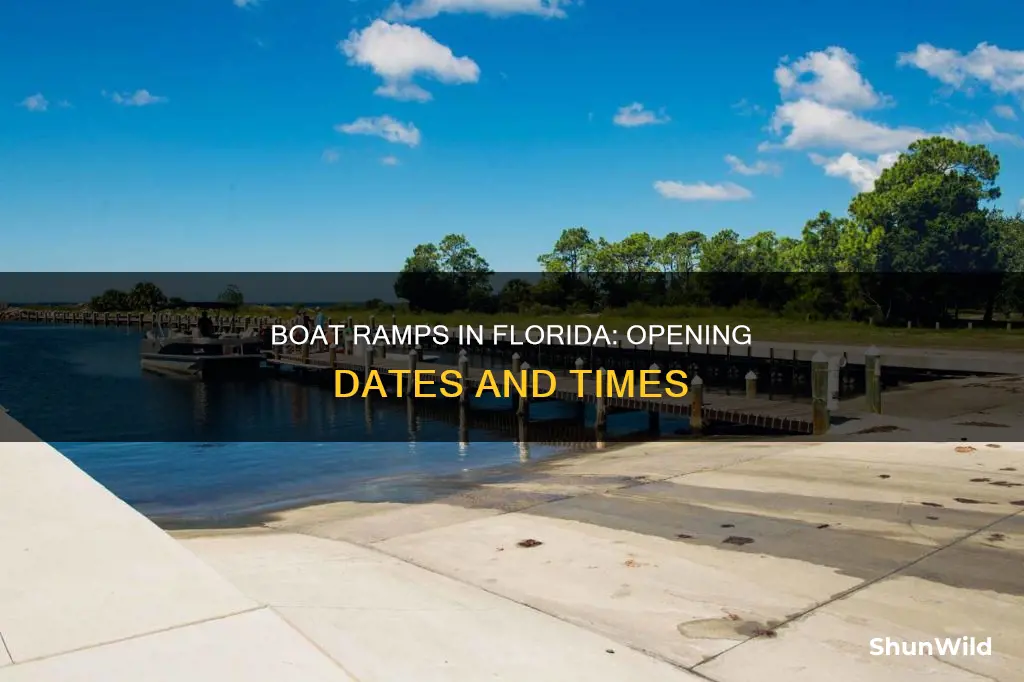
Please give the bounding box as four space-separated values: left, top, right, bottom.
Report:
1 272 1022 443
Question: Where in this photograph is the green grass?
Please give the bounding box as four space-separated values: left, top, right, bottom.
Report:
249 306 1024 351
15 304 1024 350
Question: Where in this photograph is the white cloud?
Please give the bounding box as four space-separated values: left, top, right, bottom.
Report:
775 47 885 109
898 43 1024 96
107 89 168 106
731 98 763 116
994 104 1018 120
340 20 479 102
724 154 781 176
613 103 669 127
374 82 433 102
809 152 900 192
381 155 400 166
943 120 1024 146
764 98 926 154
385 0 570 21
336 115 421 146
322 148 340 164
653 181 752 202
18 93 49 112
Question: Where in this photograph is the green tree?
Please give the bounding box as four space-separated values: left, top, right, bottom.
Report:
538 227 594 274
394 234 493 312
850 137 1001 272
217 284 244 308
89 288 130 312
127 282 167 311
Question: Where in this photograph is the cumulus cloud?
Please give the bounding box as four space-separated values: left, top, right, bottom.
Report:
385 0 570 21
764 98 926 154
18 93 49 112
613 103 669 127
724 154 781 176
107 89 168 106
898 43 1024 96
653 181 752 201
336 115 422 147
994 104 1018 120
943 120 1024 146
340 20 479 102
808 152 900 192
775 46 886 110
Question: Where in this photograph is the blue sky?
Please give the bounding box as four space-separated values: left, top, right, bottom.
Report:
3 0 1024 272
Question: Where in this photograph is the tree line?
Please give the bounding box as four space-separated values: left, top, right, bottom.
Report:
395 137 1024 324
88 283 244 312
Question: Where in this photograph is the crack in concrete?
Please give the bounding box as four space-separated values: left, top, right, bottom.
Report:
691 505 1024 675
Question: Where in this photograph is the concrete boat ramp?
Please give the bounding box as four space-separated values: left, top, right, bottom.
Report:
3 411 1024 680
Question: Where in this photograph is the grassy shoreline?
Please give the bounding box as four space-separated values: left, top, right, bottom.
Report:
8 304 1024 350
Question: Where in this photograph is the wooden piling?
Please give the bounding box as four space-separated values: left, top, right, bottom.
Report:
595 368 607 441
690 375 704 435
811 351 830 435
574 357 586 424
329 344 337 370
510 352 522 414
406 349 417 394
517 361 531 443
648 363 660 435
745 371 757 399
865 346 882 414
363 344 374 381
458 349 470 444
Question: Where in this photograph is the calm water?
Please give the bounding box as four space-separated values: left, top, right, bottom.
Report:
0 323 675 523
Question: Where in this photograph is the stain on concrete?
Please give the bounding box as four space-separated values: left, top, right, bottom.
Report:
677 616 783 641
723 536 754 546
527 487 1024 595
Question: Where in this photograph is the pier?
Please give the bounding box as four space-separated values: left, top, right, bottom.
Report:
269 346 856 437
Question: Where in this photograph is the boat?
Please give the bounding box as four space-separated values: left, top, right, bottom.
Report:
140 324 265 379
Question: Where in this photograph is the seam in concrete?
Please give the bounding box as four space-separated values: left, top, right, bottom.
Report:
690 505 1024 673
0 630 13 663
1 605 266 668
268 607 366 682
270 529 716 681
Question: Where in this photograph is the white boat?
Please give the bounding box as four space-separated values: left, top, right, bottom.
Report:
140 325 265 379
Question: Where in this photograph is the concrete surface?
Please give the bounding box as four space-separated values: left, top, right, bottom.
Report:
183 532 700 681
248 439 1024 681
0 610 358 682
